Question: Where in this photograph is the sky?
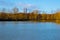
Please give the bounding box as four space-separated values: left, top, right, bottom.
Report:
0 0 60 13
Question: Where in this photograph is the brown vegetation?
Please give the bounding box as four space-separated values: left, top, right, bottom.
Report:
0 11 60 21
0 8 60 21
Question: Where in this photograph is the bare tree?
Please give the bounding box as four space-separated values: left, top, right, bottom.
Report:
23 7 27 13
2 8 6 13
13 7 19 13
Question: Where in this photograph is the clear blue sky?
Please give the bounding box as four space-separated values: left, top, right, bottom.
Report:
0 0 60 13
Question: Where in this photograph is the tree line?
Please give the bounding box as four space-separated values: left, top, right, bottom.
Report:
0 7 60 21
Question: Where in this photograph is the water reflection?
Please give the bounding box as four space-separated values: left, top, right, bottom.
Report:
0 21 60 40
55 20 60 24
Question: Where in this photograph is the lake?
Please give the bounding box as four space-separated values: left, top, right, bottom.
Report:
0 21 60 40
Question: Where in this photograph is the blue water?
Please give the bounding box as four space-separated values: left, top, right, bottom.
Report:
0 21 60 40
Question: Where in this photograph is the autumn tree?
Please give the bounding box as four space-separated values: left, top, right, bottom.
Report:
41 11 47 20
0 8 8 20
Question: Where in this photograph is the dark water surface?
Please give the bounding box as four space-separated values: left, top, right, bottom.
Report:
0 21 60 40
